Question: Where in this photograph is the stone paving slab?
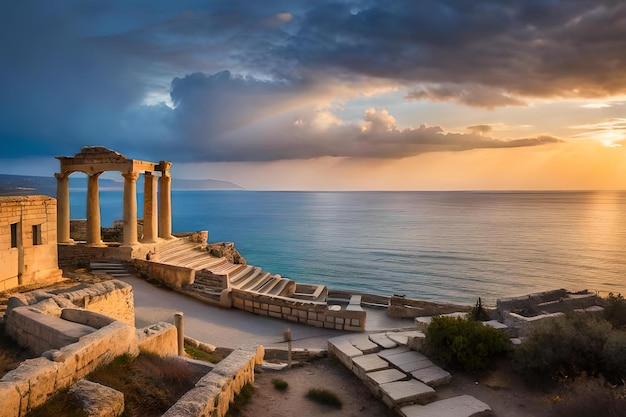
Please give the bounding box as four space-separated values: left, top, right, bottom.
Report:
353 354 390 373
366 368 407 385
377 346 410 358
327 337 363 369
386 330 425 346
346 333 380 354
411 365 452 387
397 358 435 373
382 350 429 366
399 394 491 417
379 379 436 408
369 332 397 349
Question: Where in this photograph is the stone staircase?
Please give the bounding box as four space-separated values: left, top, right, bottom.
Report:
328 331 492 417
89 260 135 279
151 238 327 303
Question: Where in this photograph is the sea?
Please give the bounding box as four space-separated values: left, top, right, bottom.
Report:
69 190 626 305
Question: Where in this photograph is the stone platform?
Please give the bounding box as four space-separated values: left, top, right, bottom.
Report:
328 330 492 416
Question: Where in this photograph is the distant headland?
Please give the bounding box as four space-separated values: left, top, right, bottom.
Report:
0 173 244 196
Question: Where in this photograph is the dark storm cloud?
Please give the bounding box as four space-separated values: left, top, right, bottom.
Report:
0 0 621 164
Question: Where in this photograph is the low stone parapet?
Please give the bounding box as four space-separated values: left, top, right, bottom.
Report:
162 345 264 417
132 259 195 289
136 322 178 356
389 296 471 319
231 288 366 331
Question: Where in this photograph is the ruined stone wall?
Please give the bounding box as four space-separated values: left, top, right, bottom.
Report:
0 321 138 417
136 322 178 356
388 295 472 318
132 259 195 289
163 345 264 417
69 219 87 242
0 196 63 291
7 280 135 326
194 268 228 289
230 289 366 331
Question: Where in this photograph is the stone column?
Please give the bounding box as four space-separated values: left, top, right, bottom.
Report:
122 172 139 246
86 172 103 246
158 163 173 239
55 172 73 243
143 171 158 243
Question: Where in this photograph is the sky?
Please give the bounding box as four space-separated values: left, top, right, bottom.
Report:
1 0 625 190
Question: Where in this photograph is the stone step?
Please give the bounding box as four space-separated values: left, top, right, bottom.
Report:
399 395 491 417
410 366 452 387
369 332 398 350
379 379 436 408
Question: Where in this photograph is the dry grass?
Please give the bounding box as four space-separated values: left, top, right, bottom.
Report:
0 323 33 378
87 352 207 417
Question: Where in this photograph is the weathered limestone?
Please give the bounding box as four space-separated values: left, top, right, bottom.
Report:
163 345 264 417
122 172 139 246
379 379 436 408
142 171 158 243
136 322 178 356
389 295 471 319
410 366 452 387
0 196 64 292
369 332 398 349
399 394 492 417
56 147 172 246
69 380 124 417
352 354 390 380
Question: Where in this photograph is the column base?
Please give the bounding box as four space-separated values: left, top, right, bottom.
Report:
58 239 76 245
86 242 107 248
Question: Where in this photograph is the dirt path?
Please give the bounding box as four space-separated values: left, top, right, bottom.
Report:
234 357 397 417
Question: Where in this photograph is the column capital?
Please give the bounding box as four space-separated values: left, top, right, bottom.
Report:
55 172 69 180
122 171 140 181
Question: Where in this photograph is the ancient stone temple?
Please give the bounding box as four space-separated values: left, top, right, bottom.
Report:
0 195 64 291
55 146 173 246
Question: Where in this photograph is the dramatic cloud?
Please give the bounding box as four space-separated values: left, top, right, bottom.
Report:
0 0 621 167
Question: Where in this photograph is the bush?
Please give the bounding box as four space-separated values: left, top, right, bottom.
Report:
424 316 510 373
271 378 289 391
306 388 342 409
551 377 626 417
604 293 626 329
513 314 624 386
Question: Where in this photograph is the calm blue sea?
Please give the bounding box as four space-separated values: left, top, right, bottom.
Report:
70 190 626 305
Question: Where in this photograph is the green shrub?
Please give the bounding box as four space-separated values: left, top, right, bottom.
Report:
271 378 289 391
424 316 510 373
604 293 626 329
306 388 342 409
513 314 622 386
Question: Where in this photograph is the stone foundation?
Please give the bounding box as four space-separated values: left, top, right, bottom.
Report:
388 295 472 318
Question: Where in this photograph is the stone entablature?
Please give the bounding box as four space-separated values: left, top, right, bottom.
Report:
0 196 64 292
55 146 173 247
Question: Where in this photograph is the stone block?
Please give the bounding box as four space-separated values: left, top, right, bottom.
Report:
379 379 436 408
162 385 221 417
352 354 389 380
366 368 407 385
0 381 22 417
386 330 425 347
328 337 363 369
347 334 379 354
369 333 397 349
69 379 124 417
410 366 452 387
400 394 491 417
